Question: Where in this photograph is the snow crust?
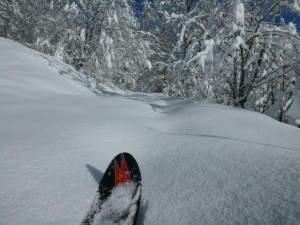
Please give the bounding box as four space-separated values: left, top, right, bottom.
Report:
1 38 300 225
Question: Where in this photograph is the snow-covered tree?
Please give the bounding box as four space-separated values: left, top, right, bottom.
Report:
217 0 300 110
0 0 152 90
0 0 40 44
53 0 152 89
93 0 152 89
139 0 220 98
1 0 300 126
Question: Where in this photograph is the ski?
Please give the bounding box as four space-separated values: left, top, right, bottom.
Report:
81 152 142 225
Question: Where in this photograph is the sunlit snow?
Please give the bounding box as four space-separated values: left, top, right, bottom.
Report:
1 38 300 225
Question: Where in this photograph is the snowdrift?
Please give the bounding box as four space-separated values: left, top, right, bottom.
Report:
1 38 300 225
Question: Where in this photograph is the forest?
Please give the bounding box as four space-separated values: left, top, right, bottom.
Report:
1 0 300 126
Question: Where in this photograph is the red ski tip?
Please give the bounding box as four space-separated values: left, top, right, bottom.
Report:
115 153 131 186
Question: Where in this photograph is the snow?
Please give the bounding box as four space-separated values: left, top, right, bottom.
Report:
286 91 300 126
145 60 152 71
179 25 186 45
64 3 70 11
106 53 112 69
284 0 300 12
224 36 248 59
54 44 64 60
92 184 141 225
188 39 215 70
113 13 118 24
286 22 297 35
293 1 300 11
234 0 245 34
80 29 86 42
235 0 244 26
70 2 79 15
1 37 300 225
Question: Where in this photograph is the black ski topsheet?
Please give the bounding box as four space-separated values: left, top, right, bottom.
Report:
81 152 142 225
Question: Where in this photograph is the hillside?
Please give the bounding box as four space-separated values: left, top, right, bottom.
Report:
1 38 300 225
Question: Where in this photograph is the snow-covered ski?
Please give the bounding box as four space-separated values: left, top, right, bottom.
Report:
81 153 142 225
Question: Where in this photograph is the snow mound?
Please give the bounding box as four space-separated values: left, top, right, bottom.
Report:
0 38 94 100
1 38 300 225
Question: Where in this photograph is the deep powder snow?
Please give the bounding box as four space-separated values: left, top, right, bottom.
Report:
1 38 300 225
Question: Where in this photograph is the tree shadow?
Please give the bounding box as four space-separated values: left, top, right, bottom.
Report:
86 164 103 184
137 200 149 225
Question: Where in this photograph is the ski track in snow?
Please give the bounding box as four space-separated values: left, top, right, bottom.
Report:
1 38 300 225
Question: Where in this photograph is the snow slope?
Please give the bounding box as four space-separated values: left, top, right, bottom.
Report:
1 37 300 225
